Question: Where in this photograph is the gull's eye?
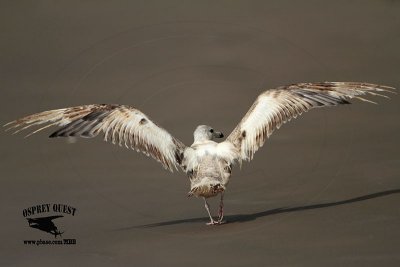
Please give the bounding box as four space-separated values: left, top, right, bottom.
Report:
209 129 214 133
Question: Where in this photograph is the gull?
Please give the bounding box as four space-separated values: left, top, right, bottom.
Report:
4 82 395 225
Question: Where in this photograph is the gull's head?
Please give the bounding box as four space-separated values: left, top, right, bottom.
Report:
193 125 224 142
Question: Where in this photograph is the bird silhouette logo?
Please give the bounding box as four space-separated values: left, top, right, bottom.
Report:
26 215 64 238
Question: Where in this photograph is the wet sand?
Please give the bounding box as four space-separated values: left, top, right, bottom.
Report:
1 1 399 266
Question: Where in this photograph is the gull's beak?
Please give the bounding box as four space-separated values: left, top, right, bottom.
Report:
213 131 224 138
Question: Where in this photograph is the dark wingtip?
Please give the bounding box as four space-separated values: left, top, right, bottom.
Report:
49 131 59 138
49 128 71 138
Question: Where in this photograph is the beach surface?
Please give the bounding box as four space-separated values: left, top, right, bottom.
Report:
1 1 399 266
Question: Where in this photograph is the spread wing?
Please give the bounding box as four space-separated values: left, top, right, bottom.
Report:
5 104 186 172
226 82 395 162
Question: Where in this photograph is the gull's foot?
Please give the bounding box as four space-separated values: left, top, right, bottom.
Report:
206 220 218 225
218 212 225 224
218 212 224 222
206 220 226 226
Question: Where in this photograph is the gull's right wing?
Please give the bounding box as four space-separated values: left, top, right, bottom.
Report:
226 82 395 162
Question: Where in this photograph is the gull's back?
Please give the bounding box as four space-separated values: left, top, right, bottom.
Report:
184 140 236 198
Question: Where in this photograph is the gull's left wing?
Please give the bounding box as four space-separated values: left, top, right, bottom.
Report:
5 104 186 172
225 82 395 162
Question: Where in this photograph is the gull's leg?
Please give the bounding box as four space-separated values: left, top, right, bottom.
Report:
203 197 216 225
218 192 224 223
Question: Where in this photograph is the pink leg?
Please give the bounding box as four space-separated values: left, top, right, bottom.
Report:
218 192 225 223
203 198 217 225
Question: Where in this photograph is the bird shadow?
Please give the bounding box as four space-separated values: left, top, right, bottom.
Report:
119 188 400 229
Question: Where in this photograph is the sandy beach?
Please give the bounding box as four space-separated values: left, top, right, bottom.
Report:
1 1 399 266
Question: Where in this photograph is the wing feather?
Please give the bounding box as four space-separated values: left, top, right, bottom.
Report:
226 82 395 161
5 104 186 172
